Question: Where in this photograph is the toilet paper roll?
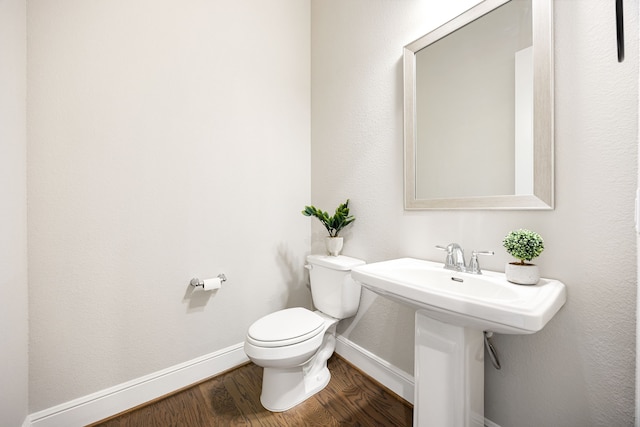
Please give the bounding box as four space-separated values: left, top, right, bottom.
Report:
202 277 222 291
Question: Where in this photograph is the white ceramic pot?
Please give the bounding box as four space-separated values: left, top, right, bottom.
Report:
325 237 344 257
505 262 540 285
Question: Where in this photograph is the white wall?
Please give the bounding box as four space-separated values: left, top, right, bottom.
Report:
27 0 310 411
312 0 637 425
638 4 640 420
637 3 640 422
0 0 29 425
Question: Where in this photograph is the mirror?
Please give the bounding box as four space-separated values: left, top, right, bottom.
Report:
404 0 553 210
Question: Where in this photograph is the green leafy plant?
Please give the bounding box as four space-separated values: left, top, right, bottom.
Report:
302 199 355 238
502 229 544 264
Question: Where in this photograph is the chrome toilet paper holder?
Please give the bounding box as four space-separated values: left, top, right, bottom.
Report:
190 274 227 289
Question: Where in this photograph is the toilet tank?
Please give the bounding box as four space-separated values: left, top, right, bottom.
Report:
306 254 366 319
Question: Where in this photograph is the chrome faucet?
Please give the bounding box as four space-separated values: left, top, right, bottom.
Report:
450 243 466 271
436 243 466 271
436 244 494 274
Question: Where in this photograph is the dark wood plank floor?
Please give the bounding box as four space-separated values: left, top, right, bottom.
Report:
91 355 413 426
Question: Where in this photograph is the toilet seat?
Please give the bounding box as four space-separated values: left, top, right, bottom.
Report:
246 307 325 348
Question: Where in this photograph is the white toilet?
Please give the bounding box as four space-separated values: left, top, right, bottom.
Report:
244 254 365 412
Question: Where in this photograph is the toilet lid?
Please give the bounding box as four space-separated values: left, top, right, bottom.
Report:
247 307 325 348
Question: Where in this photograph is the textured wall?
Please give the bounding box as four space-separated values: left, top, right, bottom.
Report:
27 0 310 411
0 0 29 425
311 0 637 425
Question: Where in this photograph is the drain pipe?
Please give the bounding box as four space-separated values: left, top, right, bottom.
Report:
484 332 501 370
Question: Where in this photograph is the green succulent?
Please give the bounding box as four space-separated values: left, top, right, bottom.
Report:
502 229 544 264
302 199 355 237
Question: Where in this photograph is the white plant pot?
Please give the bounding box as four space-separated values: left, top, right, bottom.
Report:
325 237 344 256
505 262 540 285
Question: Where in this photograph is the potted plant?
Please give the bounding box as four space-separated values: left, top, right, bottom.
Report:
502 229 545 285
302 199 355 256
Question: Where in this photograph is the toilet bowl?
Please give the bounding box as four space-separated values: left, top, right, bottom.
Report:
243 254 365 412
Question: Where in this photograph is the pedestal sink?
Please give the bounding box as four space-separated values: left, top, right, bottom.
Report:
351 258 566 427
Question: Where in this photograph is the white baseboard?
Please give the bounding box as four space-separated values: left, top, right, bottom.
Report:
334 335 415 405
26 343 248 427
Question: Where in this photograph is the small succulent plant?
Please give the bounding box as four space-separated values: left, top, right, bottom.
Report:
502 229 544 264
302 199 355 238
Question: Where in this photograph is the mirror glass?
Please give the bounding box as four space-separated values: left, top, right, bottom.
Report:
404 0 553 210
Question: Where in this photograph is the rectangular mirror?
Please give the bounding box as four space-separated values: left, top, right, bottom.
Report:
404 0 553 210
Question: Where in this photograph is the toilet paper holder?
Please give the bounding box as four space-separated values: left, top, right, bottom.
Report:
190 274 227 289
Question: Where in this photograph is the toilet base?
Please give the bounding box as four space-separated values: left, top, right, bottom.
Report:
260 364 331 412
259 325 337 412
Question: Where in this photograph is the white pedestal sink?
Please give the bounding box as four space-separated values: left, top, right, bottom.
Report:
351 258 566 427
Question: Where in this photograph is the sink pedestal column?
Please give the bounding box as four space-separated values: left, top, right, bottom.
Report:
415 310 485 427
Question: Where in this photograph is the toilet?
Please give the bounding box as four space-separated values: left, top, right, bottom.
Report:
243 254 365 412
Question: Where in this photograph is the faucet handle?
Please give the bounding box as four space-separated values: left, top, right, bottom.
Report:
473 250 495 256
467 250 494 274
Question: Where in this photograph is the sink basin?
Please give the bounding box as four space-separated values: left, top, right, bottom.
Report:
351 257 566 334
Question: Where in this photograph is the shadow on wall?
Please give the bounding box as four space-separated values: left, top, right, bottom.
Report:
277 243 313 309
183 279 219 311
339 290 416 374
180 243 310 313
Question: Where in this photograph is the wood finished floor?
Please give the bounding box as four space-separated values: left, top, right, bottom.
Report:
91 355 413 426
